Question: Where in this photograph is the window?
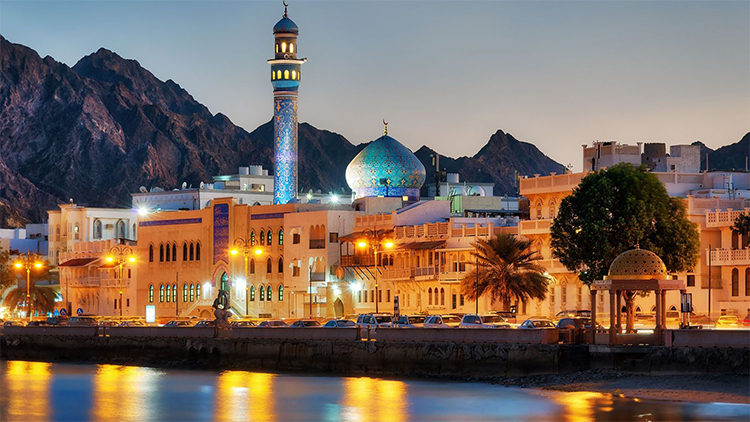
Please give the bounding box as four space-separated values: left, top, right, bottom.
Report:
259 285 265 301
266 258 273 274
746 269 750 296
260 230 265 245
267 230 272 246
117 220 126 238
159 284 165 302
190 284 195 302
250 259 256 274
291 70 297 80
115 299 117 310
279 285 284 301
371 290 374 303
428 288 433 305
387 290 391 302
128 269 131 279
196 283 202 300
172 244 177 262
358 290 362 302
293 266 300 277
460 295 464 306
183 284 188 302
276 70 281 80
687 274 695 287
378 290 382 303
149 245 154 262
732 268 739 296
196 243 201 260
165 285 171 302
149 285 154 303
220 272 229 292
732 231 740 249
440 288 445 306
127 298 130 307
279 229 284 245
293 233 301 244
183 243 188 261
284 70 289 79
290 43 294 53
190 243 194 260
250 286 256 301
272 69 276 80
93 220 102 239
275 44 279 53
364 290 368 303
160 244 165 262
251 231 256 246
329 233 339 243
278 257 284 273
281 41 286 53
172 284 177 303
452 294 457 309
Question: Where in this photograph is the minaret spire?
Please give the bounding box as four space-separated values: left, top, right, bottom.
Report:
283 1 288 17
383 119 388 136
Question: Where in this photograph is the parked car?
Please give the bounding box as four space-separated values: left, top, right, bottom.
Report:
716 315 740 328
47 316 69 326
163 320 195 327
3 320 25 327
555 310 592 320
231 319 257 327
257 320 288 328
459 314 510 329
26 320 48 326
118 320 145 327
556 317 596 330
68 316 98 326
356 314 393 329
488 310 518 324
518 318 555 329
394 315 426 328
99 320 119 327
193 320 215 328
740 314 750 327
290 320 322 328
323 319 356 328
424 314 462 328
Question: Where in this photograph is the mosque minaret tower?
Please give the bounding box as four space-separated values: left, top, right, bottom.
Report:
269 2 306 204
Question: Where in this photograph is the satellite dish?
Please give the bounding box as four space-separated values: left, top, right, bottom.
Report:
182 182 187 189
199 182 205 189
139 186 147 193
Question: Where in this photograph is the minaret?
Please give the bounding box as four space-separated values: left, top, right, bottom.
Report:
269 2 306 204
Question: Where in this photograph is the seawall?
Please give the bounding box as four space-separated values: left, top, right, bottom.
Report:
1 327 748 378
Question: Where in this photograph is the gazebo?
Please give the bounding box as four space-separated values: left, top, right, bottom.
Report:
591 248 686 345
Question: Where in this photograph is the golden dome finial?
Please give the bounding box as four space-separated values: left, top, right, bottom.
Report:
383 119 388 136
283 0 288 17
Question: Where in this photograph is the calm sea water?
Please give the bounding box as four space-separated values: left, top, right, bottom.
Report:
0 360 747 421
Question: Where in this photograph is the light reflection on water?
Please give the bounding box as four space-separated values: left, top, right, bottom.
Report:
0 360 748 422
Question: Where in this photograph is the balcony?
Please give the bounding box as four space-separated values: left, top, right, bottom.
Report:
705 209 750 228
413 267 437 278
709 248 750 266
309 239 326 249
381 268 411 280
341 255 376 267
519 172 587 195
519 219 553 235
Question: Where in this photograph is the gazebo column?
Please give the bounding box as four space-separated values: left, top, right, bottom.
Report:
609 290 616 345
654 289 663 331
590 290 597 344
660 290 667 328
615 290 622 333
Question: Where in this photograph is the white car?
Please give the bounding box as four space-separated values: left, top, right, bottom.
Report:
323 319 356 328
458 314 510 329
424 314 462 328
394 315 426 328
518 318 555 329
356 314 393 329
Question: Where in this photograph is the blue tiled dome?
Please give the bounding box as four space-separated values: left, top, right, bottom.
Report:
346 135 426 200
274 16 299 34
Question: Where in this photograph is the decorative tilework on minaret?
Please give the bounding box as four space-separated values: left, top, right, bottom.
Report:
269 3 306 204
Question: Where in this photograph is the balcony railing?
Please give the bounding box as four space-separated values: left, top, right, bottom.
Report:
413 267 437 278
706 209 750 228
519 172 587 194
309 239 326 249
519 219 553 234
381 268 411 279
709 248 750 266
341 255 376 267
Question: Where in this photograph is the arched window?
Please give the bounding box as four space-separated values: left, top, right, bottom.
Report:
183 243 188 261
275 44 279 53
172 284 177 303
196 283 202 300
266 258 273 274
133 223 136 239
165 285 171 302
291 70 297 80
279 285 284 301
220 272 229 292
267 230 272 246
279 229 284 245
281 41 287 53
535 199 543 220
74 223 80 240
190 284 195 302
732 268 739 296
159 284 164 302
428 288 433 305
117 220 126 238
250 286 256 301
441 288 445 306
259 285 265 301
250 259 255 274
290 43 294 53
278 257 284 273
276 70 281 80
296 71 300 80
183 284 188 302
93 220 102 239
549 200 557 219
190 243 194 261
55 225 61 240
284 70 289 79
172 244 177 262
260 230 265 245
732 231 740 249
160 244 165 262
267 285 272 302
272 70 276 80
149 285 154 303
149 244 154 262
251 231 256 246
746 268 750 296
196 243 201 260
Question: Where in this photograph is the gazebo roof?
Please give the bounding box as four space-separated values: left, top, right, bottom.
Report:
592 248 685 291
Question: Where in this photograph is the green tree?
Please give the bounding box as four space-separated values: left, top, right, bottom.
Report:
551 163 700 330
0 246 14 289
732 214 750 247
460 233 548 310
3 283 58 316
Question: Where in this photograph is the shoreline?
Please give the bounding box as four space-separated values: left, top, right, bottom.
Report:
3 357 748 405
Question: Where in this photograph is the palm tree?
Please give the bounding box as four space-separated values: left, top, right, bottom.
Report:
3 284 58 316
460 233 548 310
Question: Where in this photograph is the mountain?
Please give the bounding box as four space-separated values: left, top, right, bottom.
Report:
1 36 564 227
693 134 750 172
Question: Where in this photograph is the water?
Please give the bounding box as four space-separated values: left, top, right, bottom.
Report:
0 360 747 421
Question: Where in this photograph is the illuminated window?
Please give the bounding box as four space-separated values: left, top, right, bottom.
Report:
190 284 195 302
165 285 171 302
284 70 289 79
149 285 154 303
276 70 281 80
296 71 300 80
267 230 272 245
281 42 287 53
267 285 273 302
279 285 284 301
251 231 256 246
290 43 294 53
250 286 256 301
183 284 188 302
172 284 177 302
291 70 296 80
196 283 202 300
259 285 265 301
279 229 284 245
272 71 276 80
276 44 279 53
159 284 164 302
260 230 265 245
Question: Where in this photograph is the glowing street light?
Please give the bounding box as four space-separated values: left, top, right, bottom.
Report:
107 243 135 317
13 252 44 321
231 237 263 317
358 229 394 313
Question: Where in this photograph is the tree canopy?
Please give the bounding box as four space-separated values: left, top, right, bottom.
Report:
550 163 700 285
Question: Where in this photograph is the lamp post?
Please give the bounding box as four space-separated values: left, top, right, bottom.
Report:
357 229 394 314
106 243 135 317
231 238 262 317
13 252 44 321
475 254 479 314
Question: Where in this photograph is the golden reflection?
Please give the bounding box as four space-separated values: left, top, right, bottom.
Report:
215 371 276 422
92 364 161 421
553 391 612 422
3 361 52 421
342 377 407 422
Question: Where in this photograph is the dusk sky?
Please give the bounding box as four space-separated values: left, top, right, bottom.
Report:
2 1 748 170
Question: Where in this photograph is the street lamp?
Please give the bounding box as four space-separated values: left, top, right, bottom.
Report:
13 253 44 321
106 243 135 317
231 238 263 317
356 229 394 314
